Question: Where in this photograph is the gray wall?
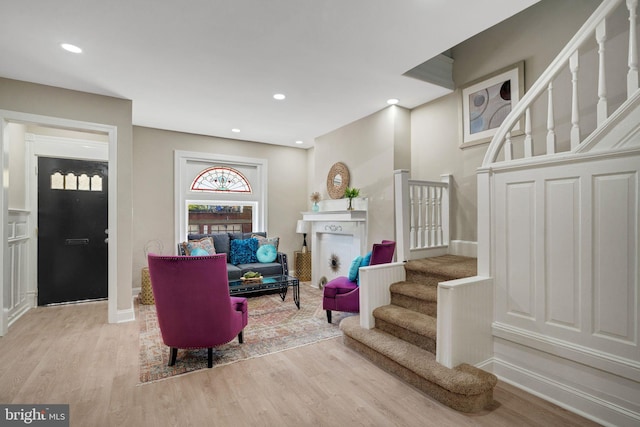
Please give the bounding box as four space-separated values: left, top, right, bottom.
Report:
132 126 309 287
0 77 134 311
410 0 602 242
314 106 411 246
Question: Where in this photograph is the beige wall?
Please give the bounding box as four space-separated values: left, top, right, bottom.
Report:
314 106 410 246
410 0 601 242
0 77 134 311
132 126 309 287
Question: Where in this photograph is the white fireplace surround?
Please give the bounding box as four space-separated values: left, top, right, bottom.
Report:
302 198 368 288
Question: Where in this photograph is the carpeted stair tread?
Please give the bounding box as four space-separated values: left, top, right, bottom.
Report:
373 305 436 339
405 255 477 281
340 316 496 397
390 281 438 302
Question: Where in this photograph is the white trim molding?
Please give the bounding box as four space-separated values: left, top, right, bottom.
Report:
174 150 268 246
448 240 477 258
0 110 120 334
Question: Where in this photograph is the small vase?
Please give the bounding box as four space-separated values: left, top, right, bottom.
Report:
312 202 319 212
347 198 353 210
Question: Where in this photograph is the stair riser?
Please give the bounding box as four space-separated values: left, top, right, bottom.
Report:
404 271 452 285
375 318 436 354
390 293 437 317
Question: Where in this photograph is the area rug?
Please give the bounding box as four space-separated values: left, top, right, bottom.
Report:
138 283 354 384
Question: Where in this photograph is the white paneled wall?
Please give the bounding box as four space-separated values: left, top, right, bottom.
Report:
437 276 493 369
493 155 639 363
489 152 640 426
359 262 406 329
7 210 31 325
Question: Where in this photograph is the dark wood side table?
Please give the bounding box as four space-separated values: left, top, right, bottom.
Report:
294 251 312 281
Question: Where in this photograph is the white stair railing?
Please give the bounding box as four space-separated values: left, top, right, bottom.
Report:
394 170 450 261
483 0 639 167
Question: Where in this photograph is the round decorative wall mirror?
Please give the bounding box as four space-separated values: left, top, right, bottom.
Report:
326 162 350 199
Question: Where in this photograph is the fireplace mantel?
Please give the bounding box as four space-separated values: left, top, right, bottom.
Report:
302 210 366 222
301 205 368 288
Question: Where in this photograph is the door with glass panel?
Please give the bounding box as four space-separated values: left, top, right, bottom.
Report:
37 157 108 305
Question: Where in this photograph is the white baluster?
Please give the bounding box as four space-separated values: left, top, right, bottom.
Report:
435 186 443 246
524 108 533 157
426 186 432 247
420 186 429 248
409 185 419 249
504 132 513 161
547 82 556 154
417 185 424 248
435 186 440 245
596 19 608 125
628 0 639 96
570 51 580 149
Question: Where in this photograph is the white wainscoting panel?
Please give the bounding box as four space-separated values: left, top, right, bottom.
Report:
7 210 31 326
437 276 493 368
490 152 640 425
359 262 406 329
545 177 580 329
592 172 636 343
505 181 536 320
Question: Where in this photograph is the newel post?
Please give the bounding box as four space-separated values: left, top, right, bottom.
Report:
440 174 451 247
477 169 492 277
394 170 410 262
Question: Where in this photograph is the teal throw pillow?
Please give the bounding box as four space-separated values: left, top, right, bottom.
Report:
256 244 277 263
229 238 259 265
361 251 372 267
252 234 280 251
348 256 363 282
190 247 209 256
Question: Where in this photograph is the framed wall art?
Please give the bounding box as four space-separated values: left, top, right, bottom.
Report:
460 61 524 148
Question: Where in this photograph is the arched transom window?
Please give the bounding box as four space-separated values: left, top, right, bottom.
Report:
190 166 252 193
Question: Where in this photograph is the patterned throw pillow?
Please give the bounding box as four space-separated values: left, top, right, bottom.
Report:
251 234 280 252
182 237 216 256
229 238 259 265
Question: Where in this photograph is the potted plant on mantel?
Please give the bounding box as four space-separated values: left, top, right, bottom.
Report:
344 187 360 210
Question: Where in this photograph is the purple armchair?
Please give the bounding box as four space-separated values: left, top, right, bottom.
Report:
322 240 396 323
147 253 248 368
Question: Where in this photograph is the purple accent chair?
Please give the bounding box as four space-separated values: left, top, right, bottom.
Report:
147 253 248 368
322 240 396 323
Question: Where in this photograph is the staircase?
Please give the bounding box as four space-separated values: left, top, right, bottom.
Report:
339 255 497 413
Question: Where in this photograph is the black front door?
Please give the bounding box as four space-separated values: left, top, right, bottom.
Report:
37 157 108 305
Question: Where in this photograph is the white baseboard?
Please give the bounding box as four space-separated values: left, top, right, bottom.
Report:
449 240 477 257
116 305 136 323
485 345 640 427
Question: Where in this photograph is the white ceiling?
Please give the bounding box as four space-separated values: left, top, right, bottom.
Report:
0 0 539 148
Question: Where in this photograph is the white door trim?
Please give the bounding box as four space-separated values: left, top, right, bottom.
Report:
0 110 118 335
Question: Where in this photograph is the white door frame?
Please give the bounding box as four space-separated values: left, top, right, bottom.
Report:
0 110 118 335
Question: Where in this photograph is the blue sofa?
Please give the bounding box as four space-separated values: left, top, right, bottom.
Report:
178 232 288 281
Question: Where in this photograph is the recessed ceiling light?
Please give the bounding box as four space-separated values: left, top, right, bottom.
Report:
387 98 399 105
273 94 286 100
295 140 303 145
61 43 82 54
231 128 240 133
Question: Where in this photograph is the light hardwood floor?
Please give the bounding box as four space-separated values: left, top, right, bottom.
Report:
0 300 601 427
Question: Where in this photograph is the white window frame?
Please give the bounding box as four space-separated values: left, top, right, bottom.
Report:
174 150 268 246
